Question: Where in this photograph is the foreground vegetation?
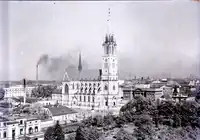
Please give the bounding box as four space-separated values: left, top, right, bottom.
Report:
75 96 200 140
44 95 200 140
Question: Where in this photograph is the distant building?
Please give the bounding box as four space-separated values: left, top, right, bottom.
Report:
3 85 34 98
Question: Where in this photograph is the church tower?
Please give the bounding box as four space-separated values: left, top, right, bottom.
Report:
101 8 118 81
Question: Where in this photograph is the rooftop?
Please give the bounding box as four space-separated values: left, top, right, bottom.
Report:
45 105 77 116
63 68 100 81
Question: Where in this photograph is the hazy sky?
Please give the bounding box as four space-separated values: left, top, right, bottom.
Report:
0 0 200 81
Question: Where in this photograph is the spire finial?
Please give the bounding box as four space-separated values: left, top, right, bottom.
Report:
107 8 111 34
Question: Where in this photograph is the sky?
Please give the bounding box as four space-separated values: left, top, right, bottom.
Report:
0 0 200 81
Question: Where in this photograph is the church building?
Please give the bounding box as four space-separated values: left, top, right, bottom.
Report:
60 8 123 111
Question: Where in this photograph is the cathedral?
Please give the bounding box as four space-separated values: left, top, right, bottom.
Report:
60 8 123 111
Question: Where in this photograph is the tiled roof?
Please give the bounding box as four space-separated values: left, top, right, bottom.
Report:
45 105 77 116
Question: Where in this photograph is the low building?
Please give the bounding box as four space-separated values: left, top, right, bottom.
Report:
44 105 78 124
132 88 163 101
0 114 44 140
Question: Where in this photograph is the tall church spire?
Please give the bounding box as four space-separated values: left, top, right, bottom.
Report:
78 52 82 72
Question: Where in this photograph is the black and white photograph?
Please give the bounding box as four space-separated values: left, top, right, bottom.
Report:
0 0 200 140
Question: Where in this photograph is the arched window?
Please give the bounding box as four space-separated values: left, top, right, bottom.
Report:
35 126 38 132
113 85 116 90
104 85 108 91
29 127 33 134
65 84 69 94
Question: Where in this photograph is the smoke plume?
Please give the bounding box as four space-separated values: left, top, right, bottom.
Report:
38 52 88 81
37 54 49 67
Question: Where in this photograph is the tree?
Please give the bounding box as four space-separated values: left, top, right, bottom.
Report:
75 126 102 140
119 95 156 123
32 85 60 98
44 121 64 140
44 127 54 140
133 114 155 140
54 121 65 140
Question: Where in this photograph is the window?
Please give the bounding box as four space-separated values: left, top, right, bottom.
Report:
29 127 33 134
72 83 75 89
104 85 108 90
89 88 92 93
84 96 86 102
113 102 116 106
92 97 95 102
11 129 15 138
4 132 6 138
112 63 115 68
80 96 82 101
20 129 23 135
65 84 69 94
88 96 90 102
113 85 116 90
104 63 108 69
35 126 38 132
105 101 108 106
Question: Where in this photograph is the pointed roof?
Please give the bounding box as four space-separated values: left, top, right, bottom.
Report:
63 69 71 82
78 52 82 72
64 67 100 81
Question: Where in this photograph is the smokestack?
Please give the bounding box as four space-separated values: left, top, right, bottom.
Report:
36 65 38 85
99 69 102 80
22 78 26 105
